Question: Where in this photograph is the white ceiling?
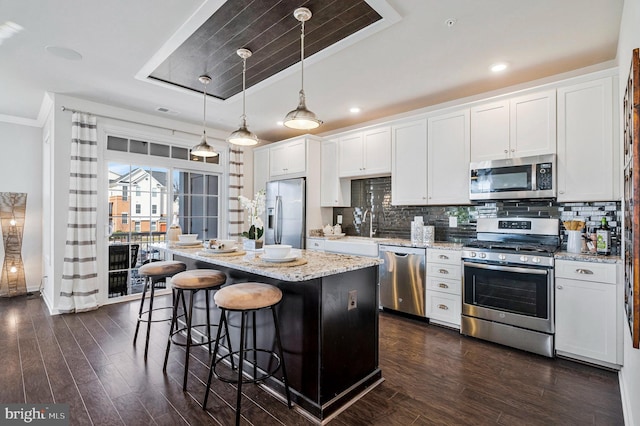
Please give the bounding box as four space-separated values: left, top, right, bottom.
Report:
0 0 624 143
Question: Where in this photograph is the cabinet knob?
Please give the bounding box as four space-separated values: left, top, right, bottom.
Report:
510 149 515 152
438 283 449 289
557 285 563 290
559 190 565 194
438 255 449 259
576 268 594 275
504 149 508 153
439 269 449 274
438 304 449 310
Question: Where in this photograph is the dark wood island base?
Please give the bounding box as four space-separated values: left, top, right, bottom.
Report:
161 247 382 422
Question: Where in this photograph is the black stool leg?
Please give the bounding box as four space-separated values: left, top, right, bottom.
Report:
133 276 149 346
272 306 292 408
144 277 157 360
163 288 181 372
204 308 227 409
235 311 247 426
252 311 257 380
205 290 212 354
183 289 195 391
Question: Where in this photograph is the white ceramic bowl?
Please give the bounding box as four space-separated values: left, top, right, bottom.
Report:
263 244 292 259
178 234 198 243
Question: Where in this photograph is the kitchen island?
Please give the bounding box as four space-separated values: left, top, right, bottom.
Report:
153 243 382 421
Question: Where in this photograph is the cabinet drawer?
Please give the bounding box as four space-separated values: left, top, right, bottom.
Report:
427 276 461 295
426 291 461 326
555 260 616 284
427 249 461 265
427 263 461 280
306 239 325 251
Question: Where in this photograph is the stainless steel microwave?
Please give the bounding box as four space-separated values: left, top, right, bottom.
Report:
469 154 556 200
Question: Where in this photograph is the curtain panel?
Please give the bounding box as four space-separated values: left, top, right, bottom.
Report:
59 112 99 313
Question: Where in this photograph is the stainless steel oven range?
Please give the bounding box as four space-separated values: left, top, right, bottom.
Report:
461 217 560 357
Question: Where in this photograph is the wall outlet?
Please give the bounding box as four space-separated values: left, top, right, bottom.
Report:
348 290 357 310
337 214 343 225
449 216 458 228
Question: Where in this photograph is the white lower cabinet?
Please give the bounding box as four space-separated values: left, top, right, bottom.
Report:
426 248 462 328
555 259 622 367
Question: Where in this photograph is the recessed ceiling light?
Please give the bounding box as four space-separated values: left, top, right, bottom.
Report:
0 21 23 45
350 107 361 113
276 121 284 126
444 18 457 28
156 106 179 115
45 45 83 60
490 62 508 73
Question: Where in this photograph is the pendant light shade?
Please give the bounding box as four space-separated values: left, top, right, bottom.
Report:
283 7 322 130
191 75 219 157
228 48 259 146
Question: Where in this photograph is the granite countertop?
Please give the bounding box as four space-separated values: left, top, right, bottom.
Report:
554 251 622 264
152 243 382 282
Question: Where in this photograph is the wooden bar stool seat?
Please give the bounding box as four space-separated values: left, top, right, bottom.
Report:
133 260 186 360
203 282 292 425
163 269 228 391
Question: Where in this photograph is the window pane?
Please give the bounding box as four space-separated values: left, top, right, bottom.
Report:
191 174 205 194
191 195 204 216
206 175 219 195
190 217 204 238
107 136 128 152
130 139 148 154
150 143 170 157
172 146 189 160
205 217 218 239
205 155 220 165
206 197 218 217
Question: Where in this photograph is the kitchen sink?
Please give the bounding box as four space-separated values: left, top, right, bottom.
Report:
323 237 387 257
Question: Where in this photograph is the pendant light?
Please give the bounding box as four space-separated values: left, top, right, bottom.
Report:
283 7 322 130
227 48 259 146
191 75 218 158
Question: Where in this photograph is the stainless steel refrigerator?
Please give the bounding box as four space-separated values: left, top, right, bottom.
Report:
265 178 305 248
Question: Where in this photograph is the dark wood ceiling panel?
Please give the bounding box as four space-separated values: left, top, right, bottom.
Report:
149 0 381 100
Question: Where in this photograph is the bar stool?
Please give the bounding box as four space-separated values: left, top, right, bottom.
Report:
203 282 291 425
163 269 227 391
133 260 186 360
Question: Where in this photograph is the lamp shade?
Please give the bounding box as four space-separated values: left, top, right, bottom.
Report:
227 123 259 146
191 133 218 157
283 94 323 130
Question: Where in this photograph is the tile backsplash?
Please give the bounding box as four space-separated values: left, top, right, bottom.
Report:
332 176 622 254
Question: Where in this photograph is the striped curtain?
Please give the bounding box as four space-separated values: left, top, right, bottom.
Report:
59 113 99 313
228 147 244 239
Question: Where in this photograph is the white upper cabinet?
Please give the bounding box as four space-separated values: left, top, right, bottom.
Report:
269 137 306 177
320 139 350 207
557 77 616 202
470 100 510 161
427 108 470 205
392 118 428 205
338 126 391 177
470 90 556 161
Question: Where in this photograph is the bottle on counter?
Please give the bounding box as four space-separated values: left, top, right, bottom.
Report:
596 216 611 255
166 215 182 247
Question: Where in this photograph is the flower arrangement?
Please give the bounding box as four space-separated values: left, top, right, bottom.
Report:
238 190 265 240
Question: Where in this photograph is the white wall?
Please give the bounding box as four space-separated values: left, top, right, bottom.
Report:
617 0 640 425
0 121 43 292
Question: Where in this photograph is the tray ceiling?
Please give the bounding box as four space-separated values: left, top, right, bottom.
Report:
148 0 381 100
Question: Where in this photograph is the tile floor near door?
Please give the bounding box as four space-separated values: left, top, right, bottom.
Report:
0 293 624 425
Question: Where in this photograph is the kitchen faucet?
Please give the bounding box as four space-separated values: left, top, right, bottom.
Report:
363 209 374 238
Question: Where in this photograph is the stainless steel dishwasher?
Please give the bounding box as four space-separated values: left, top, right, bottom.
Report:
379 245 426 317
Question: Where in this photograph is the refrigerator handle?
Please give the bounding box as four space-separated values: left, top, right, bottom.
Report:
275 195 283 244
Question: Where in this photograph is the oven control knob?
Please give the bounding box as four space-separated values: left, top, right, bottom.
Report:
479 252 487 259
469 252 476 257
498 254 506 261
532 257 541 263
520 255 528 262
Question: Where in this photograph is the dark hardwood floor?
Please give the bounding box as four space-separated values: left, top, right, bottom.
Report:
0 293 624 425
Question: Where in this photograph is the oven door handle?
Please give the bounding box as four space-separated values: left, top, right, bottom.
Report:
463 261 549 275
